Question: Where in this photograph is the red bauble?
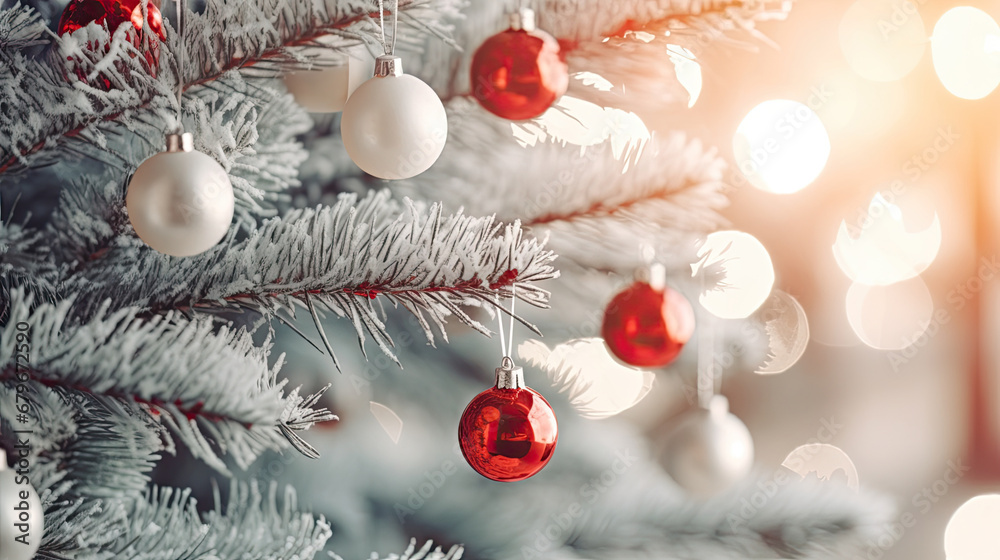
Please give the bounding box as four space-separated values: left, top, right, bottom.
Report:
58 0 166 86
470 21 568 121
459 362 558 482
602 281 695 368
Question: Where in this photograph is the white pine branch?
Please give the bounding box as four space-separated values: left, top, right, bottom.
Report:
53 190 557 364
0 0 462 174
1 290 337 473
40 481 331 560
398 99 726 273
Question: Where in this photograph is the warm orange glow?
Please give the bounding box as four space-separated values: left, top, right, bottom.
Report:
833 193 942 286
733 100 830 194
932 7 1000 100
839 0 926 82
694 231 775 319
945 495 1000 559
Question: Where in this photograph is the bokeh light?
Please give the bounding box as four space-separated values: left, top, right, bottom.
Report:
945 495 1000 559
839 0 927 82
510 95 650 168
370 401 403 444
733 100 831 194
782 443 860 490
666 45 702 108
932 7 1000 100
519 338 655 419
845 277 934 350
753 290 810 375
833 193 942 286
694 231 775 319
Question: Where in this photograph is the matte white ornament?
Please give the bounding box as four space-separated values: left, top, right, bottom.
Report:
126 133 235 257
0 449 44 560
340 55 448 180
659 395 754 497
284 41 374 113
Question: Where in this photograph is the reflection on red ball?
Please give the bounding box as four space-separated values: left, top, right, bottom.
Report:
58 0 166 86
602 282 695 368
470 27 568 121
459 386 558 482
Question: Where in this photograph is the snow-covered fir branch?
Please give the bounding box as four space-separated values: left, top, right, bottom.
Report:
41 190 556 365
40 481 331 560
1 217 58 316
342 539 464 560
398 99 726 273
0 0 462 175
1 290 337 473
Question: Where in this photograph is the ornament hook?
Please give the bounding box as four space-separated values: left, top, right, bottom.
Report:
377 0 399 56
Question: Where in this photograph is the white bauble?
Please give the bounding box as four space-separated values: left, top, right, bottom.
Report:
284 44 374 113
0 450 44 560
126 137 234 257
659 396 754 497
340 57 448 180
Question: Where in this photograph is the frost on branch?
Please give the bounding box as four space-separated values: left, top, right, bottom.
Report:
0 0 461 175
1 290 336 474
54 190 556 365
37 481 331 560
397 99 727 273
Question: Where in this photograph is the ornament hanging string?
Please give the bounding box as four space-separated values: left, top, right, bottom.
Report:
377 0 399 56
174 0 184 132
695 264 720 409
496 283 517 359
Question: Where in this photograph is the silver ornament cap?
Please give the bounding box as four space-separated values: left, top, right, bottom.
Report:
374 55 404 77
165 132 194 152
494 356 525 389
510 7 536 31
634 262 667 291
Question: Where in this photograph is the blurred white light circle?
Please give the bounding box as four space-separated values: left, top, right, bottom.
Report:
833 193 942 286
667 45 702 108
781 443 859 490
694 231 775 319
753 290 810 375
518 338 655 419
945 495 1000 559
845 277 933 350
733 100 830 194
839 0 927 82
932 7 1000 100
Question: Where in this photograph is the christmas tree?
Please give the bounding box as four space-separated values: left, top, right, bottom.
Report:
0 0 891 559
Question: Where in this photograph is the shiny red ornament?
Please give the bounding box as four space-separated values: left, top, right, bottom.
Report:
459 359 557 482
602 280 695 368
469 11 568 121
58 0 166 86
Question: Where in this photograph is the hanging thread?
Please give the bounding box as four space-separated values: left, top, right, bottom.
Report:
495 284 518 360
377 0 399 56
174 0 184 132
